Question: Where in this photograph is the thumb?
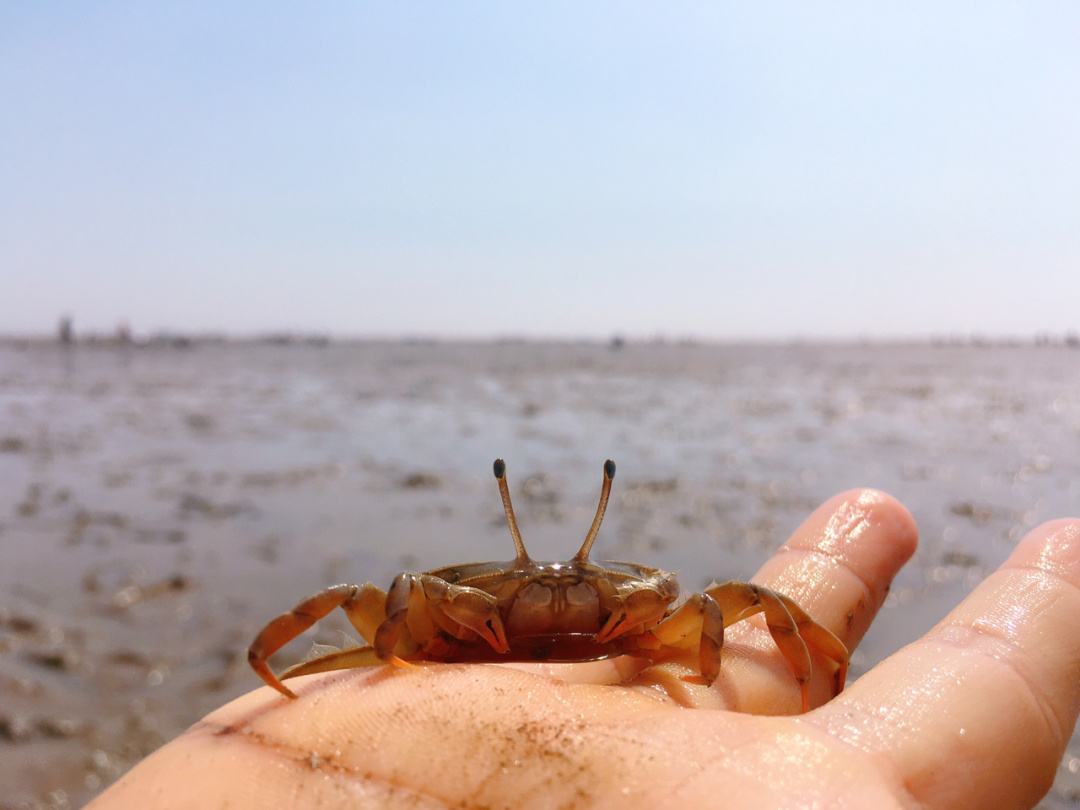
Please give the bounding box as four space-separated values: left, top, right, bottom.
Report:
809 519 1080 810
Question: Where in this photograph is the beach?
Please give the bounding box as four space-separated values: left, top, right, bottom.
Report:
2 340 1079 808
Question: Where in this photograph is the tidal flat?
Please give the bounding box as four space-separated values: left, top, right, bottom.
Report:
2 340 1079 808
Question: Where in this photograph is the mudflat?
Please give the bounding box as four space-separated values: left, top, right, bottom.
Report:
2 340 1079 808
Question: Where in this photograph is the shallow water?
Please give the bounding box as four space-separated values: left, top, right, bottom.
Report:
1 341 1079 808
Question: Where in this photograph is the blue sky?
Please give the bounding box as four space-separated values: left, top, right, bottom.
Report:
2 3 1078 338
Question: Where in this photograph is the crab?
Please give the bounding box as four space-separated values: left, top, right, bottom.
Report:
249 460 849 711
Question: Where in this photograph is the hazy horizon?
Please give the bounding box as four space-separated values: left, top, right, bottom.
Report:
3 3 1079 338
6 322 1080 345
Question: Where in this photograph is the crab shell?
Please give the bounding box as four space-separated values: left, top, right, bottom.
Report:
387 557 681 663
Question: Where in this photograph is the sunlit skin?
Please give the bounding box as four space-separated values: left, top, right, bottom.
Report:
88 491 1080 810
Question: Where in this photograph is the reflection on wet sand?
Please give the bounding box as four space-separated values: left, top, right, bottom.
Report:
1 340 1079 808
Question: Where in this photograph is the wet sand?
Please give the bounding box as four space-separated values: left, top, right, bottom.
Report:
1 340 1079 808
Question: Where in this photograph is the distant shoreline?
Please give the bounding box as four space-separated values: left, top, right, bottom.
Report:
1 333 1078 350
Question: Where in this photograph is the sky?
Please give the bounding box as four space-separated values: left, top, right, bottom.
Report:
2 2 1079 339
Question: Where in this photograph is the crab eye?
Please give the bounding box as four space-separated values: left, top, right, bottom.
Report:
493 459 506 479
604 459 616 480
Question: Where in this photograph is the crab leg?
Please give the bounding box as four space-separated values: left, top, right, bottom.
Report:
706 581 829 712
647 593 725 684
773 592 850 694
248 583 387 699
374 573 430 660
707 582 849 695
280 646 383 681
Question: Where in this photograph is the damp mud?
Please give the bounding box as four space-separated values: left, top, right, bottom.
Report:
1 340 1079 808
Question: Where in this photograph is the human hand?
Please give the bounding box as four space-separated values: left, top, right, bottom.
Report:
87 491 1080 809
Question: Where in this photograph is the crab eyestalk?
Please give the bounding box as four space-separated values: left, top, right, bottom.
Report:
493 459 531 563
574 459 615 561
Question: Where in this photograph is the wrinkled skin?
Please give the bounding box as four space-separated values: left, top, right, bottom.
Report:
88 490 1080 810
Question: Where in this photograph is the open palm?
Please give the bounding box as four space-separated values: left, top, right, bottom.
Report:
89 491 1080 809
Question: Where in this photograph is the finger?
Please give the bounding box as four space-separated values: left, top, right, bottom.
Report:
812 519 1080 810
642 488 917 713
755 488 918 644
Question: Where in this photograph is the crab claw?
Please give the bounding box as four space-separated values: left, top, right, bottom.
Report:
462 613 509 654
481 617 511 654
597 588 670 643
438 589 512 654
596 609 633 644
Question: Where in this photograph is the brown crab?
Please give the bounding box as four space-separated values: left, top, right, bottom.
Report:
249 460 849 711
